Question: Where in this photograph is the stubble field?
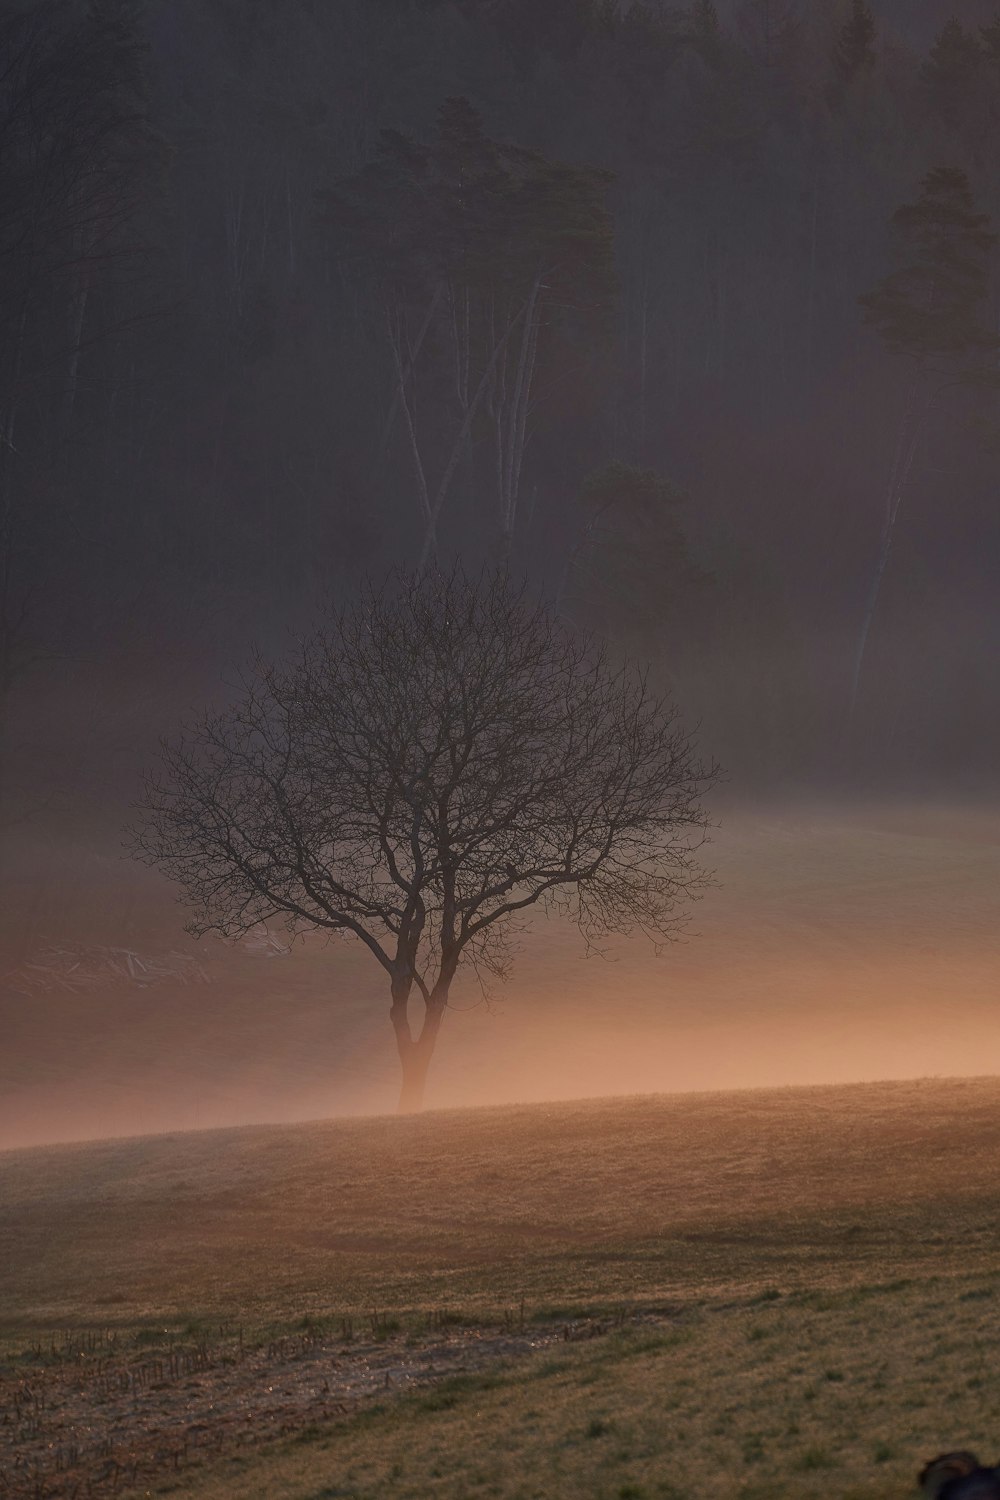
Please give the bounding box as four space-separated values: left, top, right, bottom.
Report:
4 1076 1000 1498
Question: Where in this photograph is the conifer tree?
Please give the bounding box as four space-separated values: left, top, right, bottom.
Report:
736 0 798 70
851 169 998 720
982 13 1000 64
563 464 708 646
321 99 614 566
860 168 996 361
920 19 983 128
834 0 876 86
690 0 722 48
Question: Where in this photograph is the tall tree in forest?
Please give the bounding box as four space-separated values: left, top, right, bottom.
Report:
833 0 876 88
736 0 798 72
320 98 614 566
852 167 998 721
920 19 983 131
0 0 155 756
689 0 722 53
982 14 1000 64
561 463 707 648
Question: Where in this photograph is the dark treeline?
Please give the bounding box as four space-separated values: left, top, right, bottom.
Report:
4 0 1000 828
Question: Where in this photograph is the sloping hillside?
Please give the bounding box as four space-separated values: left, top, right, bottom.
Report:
5 1077 1000 1499
6 1075 1000 1329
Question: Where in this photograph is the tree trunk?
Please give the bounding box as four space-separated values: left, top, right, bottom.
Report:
416 300 531 575
397 1043 434 1113
64 277 89 432
390 983 447 1113
848 377 928 725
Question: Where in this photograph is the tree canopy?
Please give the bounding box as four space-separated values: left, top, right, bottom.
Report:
860 167 998 364
133 570 716 1109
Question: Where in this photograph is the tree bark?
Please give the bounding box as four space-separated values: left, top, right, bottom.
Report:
396 1041 434 1113
390 981 447 1113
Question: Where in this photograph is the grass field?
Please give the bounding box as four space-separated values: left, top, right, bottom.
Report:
4 1076 1000 1497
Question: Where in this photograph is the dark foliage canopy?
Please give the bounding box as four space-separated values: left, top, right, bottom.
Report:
860 168 998 363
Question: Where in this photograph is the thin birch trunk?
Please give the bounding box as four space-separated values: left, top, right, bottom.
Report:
848 376 929 723
805 182 818 375
449 282 470 411
0 300 31 715
386 306 436 549
285 164 296 279
505 286 542 541
417 295 532 574
497 269 544 555
380 284 443 456
64 278 89 429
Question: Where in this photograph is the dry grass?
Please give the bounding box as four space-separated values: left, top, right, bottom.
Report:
147 1276 1000 1500
5 1076 1000 1328
4 1076 1000 1497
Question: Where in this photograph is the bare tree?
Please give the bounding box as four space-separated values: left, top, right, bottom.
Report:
131 570 717 1112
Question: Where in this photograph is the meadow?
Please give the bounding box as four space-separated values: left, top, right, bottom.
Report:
4 1076 1000 1496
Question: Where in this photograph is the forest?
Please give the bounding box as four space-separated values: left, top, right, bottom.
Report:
3 0 1000 865
6 13 1000 1487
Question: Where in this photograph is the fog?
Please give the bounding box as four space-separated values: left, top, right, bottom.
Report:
4 798 999 1149
3 0 1000 1148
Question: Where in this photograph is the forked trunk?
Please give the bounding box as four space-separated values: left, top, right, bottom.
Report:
390 985 447 1114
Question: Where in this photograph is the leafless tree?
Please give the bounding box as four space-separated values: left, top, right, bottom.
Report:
131 569 717 1111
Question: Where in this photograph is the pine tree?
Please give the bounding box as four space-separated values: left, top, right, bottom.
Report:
688 0 724 63
834 0 876 85
982 13 1000 64
564 464 708 644
321 100 614 565
691 0 720 45
920 19 983 128
860 167 996 360
736 0 798 70
594 0 619 38
850 169 999 722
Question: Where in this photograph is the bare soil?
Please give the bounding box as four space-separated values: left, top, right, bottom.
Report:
0 1311 644 1498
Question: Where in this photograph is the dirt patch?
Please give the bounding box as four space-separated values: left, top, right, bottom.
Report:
0 1312 645 1498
